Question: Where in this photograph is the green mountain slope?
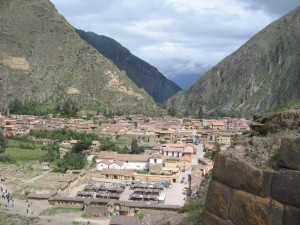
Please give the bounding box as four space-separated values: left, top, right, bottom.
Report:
165 6 300 117
0 0 163 116
75 29 182 105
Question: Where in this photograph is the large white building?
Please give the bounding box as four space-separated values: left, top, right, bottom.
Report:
96 151 151 171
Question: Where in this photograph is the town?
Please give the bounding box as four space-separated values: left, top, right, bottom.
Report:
0 113 250 225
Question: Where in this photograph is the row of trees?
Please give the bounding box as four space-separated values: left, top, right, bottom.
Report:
9 99 47 116
29 128 99 142
99 138 145 154
8 98 79 117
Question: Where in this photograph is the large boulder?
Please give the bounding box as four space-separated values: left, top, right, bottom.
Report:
205 180 232 220
202 210 234 225
228 190 283 225
283 205 300 225
278 137 300 170
213 153 273 197
271 169 300 208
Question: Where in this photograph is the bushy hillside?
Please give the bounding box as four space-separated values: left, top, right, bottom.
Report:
0 0 163 116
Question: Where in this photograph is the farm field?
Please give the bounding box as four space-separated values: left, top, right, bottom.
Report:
3 139 47 163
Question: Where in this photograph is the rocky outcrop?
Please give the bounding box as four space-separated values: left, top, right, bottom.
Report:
251 110 300 135
202 136 300 225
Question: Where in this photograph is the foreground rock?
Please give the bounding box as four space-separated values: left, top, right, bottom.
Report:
202 110 300 225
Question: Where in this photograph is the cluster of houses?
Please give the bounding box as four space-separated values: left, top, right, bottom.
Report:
95 143 194 175
0 114 250 172
0 114 249 143
1 113 251 224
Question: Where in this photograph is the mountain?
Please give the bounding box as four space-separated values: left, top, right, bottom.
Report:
75 29 182 105
165 6 300 117
0 0 163 116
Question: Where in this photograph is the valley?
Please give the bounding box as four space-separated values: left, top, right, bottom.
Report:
0 0 300 225
0 113 249 225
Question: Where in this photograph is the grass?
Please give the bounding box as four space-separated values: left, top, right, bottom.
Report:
268 100 300 113
45 207 82 215
0 209 26 225
134 170 148 174
3 139 47 163
178 198 206 225
179 198 206 214
136 213 144 220
82 212 93 218
72 222 81 225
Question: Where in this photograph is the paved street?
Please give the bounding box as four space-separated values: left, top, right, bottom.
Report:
192 143 204 165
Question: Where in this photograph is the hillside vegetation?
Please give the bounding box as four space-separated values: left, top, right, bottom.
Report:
0 0 163 116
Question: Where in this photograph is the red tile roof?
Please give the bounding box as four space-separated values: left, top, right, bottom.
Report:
116 154 150 162
180 155 192 162
98 151 118 160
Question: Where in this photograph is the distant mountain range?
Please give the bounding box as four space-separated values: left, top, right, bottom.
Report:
75 29 182 105
0 0 163 116
165 6 300 117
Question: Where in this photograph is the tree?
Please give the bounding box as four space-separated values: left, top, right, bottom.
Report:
122 145 129 153
213 141 221 153
9 98 24 114
72 138 92 153
198 107 204 119
99 138 121 152
167 107 176 117
41 144 60 161
0 128 6 154
211 141 221 160
56 98 78 117
58 152 86 172
130 138 144 154
131 138 139 153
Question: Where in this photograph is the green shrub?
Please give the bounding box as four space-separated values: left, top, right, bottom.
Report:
0 155 16 163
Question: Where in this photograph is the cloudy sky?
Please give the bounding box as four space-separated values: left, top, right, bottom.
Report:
50 0 299 88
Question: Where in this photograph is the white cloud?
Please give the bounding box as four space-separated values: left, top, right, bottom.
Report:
50 0 300 87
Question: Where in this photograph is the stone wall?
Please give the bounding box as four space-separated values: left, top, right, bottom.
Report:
84 205 108 216
202 136 300 225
